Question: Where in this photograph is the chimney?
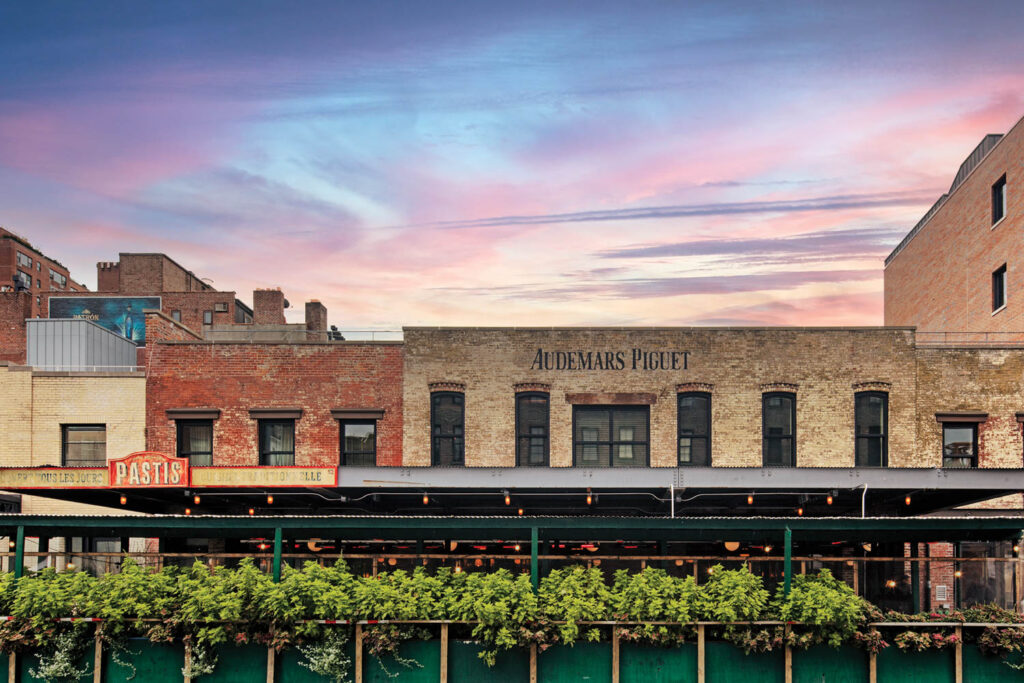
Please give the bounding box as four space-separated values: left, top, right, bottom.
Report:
252 288 286 325
96 261 120 292
305 300 328 333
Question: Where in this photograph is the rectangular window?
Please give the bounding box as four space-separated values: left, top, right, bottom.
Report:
762 393 796 466
993 264 1007 311
171 310 181 322
516 393 549 466
214 302 228 313
855 392 888 466
62 425 106 467
177 420 213 466
341 421 376 466
258 419 295 466
202 310 213 325
993 174 1007 224
15 253 32 269
48 269 67 288
678 392 711 465
573 406 649 467
943 423 977 468
13 271 31 290
431 392 464 466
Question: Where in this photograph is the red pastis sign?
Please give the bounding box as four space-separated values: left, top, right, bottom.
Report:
109 451 189 487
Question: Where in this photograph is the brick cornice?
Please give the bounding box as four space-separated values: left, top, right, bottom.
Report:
852 381 892 393
429 381 465 393
759 382 798 393
514 382 550 394
676 382 714 394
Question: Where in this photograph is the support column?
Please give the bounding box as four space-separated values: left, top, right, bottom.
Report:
911 543 920 613
611 627 619 683
784 623 792 683
529 644 538 683
869 651 877 683
272 528 283 583
955 625 963 683
183 641 192 683
440 623 448 683
13 527 24 580
697 624 706 683
530 527 539 591
783 528 792 596
93 625 102 683
266 647 275 683
355 624 363 683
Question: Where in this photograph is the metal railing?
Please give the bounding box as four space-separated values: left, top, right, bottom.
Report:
200 329 403 343
29 365 145 373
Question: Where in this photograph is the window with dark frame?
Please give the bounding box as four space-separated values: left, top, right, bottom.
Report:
176 420 213 466
516 393 549 466
15 252 31 269
993 174 1007 224
762 392 796 466
171 310 181 322
340 421 376 466
573 405 649 467
855 392 888 467
202 310 213 325
677 392 711 466
431 392 464 466
62 425 106 467
993 264 1007 311
942 423 978 468
258 419 295 466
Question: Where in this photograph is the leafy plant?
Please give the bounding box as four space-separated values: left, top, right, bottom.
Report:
537 566 610 646
298 628 352 682
775 569 867 648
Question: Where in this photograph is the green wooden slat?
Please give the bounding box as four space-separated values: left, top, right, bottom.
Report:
104 639 184 683
277 638 357 683
448 640 529 683
619 643 697 683
961 646 1024 682
875 648 954 683
538 642 612 683
364 639 440 683
792 645 867 683
705 642 783 683
196 644 268 682
19 650 92 682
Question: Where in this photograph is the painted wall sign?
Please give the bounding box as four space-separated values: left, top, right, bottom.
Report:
49 296 161 344
530 348 690 371
190 467 338 488
0 468 108 489
109 451 189 487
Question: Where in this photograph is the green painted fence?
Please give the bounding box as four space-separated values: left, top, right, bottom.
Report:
9 638 1024 682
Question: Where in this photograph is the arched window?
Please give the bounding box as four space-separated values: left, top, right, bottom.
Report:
855 392 888 467
677 392 711 466
516 393 549 466
431 392 464 466
762 392 795 467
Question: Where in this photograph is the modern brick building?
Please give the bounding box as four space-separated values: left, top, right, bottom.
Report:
885 115 1024 336
0 228 87 316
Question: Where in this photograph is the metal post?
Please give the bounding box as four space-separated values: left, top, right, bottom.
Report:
530 527 539 591
13 527 24 580
272 528 282 583
783 527 792 596
910 542 920 613
954 541 961 608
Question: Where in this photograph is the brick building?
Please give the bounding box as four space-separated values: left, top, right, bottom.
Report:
0 228 87 316
885 115 1024 335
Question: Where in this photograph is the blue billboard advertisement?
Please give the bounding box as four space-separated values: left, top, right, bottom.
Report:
48 296 161 345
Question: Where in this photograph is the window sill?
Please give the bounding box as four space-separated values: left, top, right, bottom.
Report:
991 216 1006 230
992 304 1006 316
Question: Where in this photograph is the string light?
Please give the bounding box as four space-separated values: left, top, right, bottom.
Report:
513 544 520 552
826 495 833 505
185 508 192 515
797 507 804 516
454 564 462 574
423 494 429 505
248 508 255 516
66 563 75 570
517 508 524 516
267 495 274 505
764 545 772 553
504 491 511 506
119 495 127 505
194 495 201 505
905 495 911 506
955 570 963 578
586 493 593 505
747 495 753 505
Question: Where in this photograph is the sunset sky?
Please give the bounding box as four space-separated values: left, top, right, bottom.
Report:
2 1 1023 330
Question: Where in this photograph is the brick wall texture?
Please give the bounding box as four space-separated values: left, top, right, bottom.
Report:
885 115 1024 333
402 327 1024 474
0 364 145 515
146 342 403 466
0 292 31 363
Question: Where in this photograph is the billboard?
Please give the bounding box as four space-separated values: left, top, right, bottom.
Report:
48 296 161 344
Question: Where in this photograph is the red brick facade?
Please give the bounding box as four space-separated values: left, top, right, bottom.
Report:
146 341 403 467
0 292 32 363
0 228 86 319
885 115 1024 333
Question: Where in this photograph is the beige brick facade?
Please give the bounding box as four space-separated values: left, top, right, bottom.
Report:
403 327 927 468
0 364 145 514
